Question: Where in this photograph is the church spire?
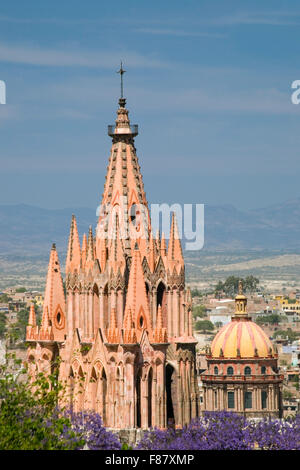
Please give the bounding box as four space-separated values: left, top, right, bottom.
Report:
167 212 184 273
28 303 36 327
97 68 151 264
81 233 87 270
26 303 38 341
153 305 168 343
66 214 81 273
110 215 126 274
106 307 120 344
85 226 95 271
161 232 167 257
39 243 66 341
122 307 137 344
148 230 156 272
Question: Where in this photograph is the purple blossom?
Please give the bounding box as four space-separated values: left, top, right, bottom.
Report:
136 411 300 450
68 411 121 450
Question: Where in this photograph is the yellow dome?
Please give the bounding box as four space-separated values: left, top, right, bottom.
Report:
211 319 275 358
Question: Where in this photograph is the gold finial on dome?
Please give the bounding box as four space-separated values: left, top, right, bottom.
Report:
234 280 248 318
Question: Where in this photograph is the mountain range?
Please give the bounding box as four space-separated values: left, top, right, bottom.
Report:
0 198 300 256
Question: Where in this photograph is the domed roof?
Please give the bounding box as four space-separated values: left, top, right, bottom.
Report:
211 318 275 358
210 280 276 359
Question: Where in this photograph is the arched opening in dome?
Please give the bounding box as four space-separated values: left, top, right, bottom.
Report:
214 366 218 375
244 366 251 375
227 366 234 375
261 366 266 374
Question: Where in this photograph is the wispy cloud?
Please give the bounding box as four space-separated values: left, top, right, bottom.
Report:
130 86 299 115
23 74 298 117
0 43 169 68
212 11 300 26
0 15 105 25
134 28 226 38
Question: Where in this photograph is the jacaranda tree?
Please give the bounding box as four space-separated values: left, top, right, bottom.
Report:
0 353 119 450
136 411 300 450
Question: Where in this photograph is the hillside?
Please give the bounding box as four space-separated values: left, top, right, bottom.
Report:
0 198 300 254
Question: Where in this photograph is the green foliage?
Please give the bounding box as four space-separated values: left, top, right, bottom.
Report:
195 320 214 332
214 281 224 299
5 307 31 348
16 308 30 338
0 294 12 303
192 304 207 319
81 344 92 354
0 353 85 450
283 390 293 400
191 288 202 297
121 443 133 450
15 287 27 293
256 314 281 325
214 275 259 298
273 329 300 342
285 298 297 304
0 312 6 339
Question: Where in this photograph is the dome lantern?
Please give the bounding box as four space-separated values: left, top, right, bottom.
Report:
233 280 248 319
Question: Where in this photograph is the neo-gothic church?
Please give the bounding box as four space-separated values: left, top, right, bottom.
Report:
26 93 199 429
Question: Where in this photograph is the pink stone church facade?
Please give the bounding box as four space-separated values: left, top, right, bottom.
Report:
26 96 199 429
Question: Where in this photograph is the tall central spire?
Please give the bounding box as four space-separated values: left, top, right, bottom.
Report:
98 66 150 263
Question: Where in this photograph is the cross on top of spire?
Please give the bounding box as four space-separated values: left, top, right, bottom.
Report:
117 61 126 101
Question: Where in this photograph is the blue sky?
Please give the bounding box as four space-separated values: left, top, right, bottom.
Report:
0 0 300 211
